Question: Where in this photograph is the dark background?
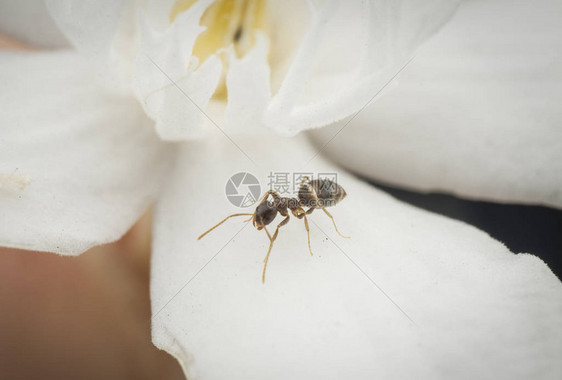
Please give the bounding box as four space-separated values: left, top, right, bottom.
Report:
370 180 562 280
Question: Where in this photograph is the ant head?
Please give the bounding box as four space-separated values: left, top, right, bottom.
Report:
253 200 277 230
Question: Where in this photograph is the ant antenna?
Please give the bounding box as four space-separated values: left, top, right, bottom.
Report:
198 213 254 240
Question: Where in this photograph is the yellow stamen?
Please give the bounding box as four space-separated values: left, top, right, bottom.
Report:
170 0 268 99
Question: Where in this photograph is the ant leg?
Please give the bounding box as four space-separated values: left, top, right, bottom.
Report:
259 190 281 203
264 226 273 242
262 216 290 283
292 207 315 256
321 207 350 239
198 213 254 240
302 214 313 256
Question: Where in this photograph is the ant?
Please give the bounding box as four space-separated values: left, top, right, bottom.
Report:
198 176 349 283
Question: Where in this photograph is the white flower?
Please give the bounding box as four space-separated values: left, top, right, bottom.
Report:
310 0 562 208
45 0 461 139
0 0 561 379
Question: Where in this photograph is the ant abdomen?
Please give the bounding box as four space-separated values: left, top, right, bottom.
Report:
298 178 347 208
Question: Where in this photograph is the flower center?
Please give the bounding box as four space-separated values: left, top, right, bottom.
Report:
170 0 268 98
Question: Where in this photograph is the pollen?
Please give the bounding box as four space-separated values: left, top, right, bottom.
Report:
0 169 31 191
170 0 268 99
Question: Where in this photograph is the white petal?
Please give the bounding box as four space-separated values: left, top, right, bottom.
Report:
267 0 312 95
0 0 69 48
132 0 222 140
223 33 271 134
46 0 126 57
46 0 138 90
265 0 460 135
151 132 562 379
309 0 562 208
0 50 174 255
